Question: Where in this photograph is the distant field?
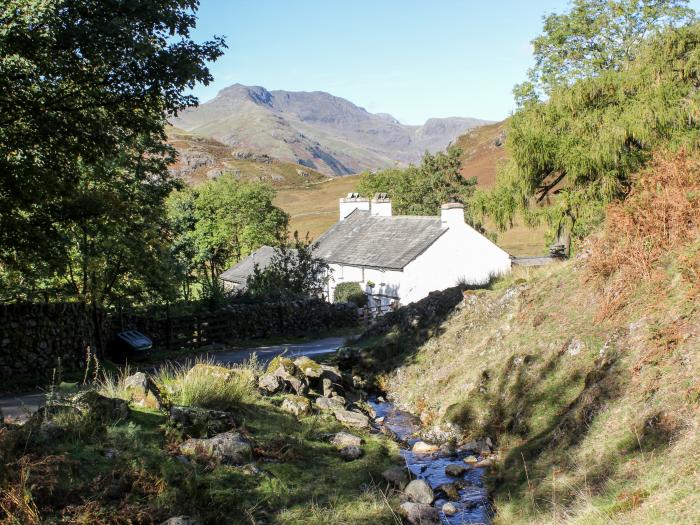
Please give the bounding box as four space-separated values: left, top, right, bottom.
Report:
274 175 361 241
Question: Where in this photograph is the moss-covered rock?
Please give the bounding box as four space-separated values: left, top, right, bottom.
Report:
266 356 297 376
266 356 308 395
293 356 323 379
281 395 312 417
185 364 235 383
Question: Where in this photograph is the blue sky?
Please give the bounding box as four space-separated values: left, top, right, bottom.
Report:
190 0 700 124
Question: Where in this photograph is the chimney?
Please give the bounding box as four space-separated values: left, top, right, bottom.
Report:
440 202 465 227
339 193 370 220
370 193 392 217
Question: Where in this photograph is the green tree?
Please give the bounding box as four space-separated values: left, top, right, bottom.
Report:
357 145 477 219
477 22 700 252
246 233 329 301
166 176 289 297
0 0 225 303
519 0 693 98
165 185 199 302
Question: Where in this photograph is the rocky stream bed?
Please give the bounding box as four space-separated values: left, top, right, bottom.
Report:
370 397 493 525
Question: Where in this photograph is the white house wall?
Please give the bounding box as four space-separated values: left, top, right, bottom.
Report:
327 222 511 307
401 222 511 303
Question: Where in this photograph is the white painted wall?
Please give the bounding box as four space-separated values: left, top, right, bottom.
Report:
326 221 511 307
400 221 511 303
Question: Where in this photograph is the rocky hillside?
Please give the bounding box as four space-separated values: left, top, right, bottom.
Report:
171 84 491 176
344 153 700 524
167 126 328 187
455 120 508 186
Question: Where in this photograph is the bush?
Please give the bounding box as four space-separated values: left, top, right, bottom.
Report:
585 151 700 317
333 282 368 307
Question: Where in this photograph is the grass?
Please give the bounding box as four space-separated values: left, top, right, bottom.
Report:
346 156 700 524
359 260 698 523
1 355 403 524
156 356 260 411
274 175 361 240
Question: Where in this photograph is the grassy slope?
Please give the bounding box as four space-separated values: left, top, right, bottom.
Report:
273 175 361 241
357 252 699 524
455 120 508 187
352 157 700 524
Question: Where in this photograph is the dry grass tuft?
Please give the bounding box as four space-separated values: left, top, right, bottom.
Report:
586 150 700 319
155 355 259 411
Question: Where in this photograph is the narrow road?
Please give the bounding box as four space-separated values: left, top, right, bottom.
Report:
0 336 346 424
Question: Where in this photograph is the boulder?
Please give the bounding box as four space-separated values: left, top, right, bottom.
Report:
267 357 308 395
266 356 297 376
412 441 439 454
275 367 308 396
442 502 458 516
321 378 334 397
315 396 345 411
281 396 312 417
168 405 237 438
330 431 363 448
332 408 369 428
319 365 342 384
404 479 434 505
123 372 163 410
258 374 283 394
475 458 493 468
352 375 367 389
70 390 130 423
160 517 202 525
293 356 324 379
185 363 235 383
339 445 363 460
398 502 441 525
463 455 478 464
179 431 252 464
445 464 469 477
438 482 460 501
351 400 376 419
382 465 410 490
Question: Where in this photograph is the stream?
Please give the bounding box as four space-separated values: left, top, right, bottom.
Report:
368 398 492 525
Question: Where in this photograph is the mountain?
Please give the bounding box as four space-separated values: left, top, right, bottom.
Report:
171 84 492 176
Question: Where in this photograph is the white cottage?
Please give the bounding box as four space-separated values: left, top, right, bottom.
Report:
314 194 512 310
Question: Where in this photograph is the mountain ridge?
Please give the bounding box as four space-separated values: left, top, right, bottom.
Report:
172 84 492 176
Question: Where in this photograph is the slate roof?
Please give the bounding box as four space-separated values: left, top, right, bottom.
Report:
313 210 446 270
219 246 276 284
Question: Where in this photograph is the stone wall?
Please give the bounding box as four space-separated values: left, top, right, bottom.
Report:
0 299 357 383
115 298 358 351
0 302 102 383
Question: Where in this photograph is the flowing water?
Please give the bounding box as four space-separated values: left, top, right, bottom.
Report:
369 398 492 525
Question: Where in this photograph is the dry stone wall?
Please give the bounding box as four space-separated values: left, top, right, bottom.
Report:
0 302 101 383
116 298 357 351
0 299 357 383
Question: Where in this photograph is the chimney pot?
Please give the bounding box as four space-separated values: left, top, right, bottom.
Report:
370 193 392 217
339 194 370 220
